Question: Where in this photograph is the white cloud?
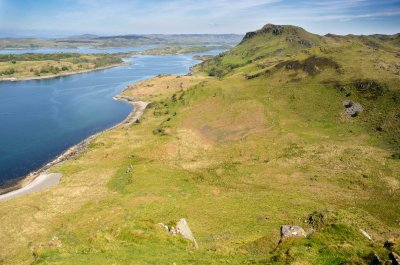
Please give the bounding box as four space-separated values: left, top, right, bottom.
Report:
0 0 399 35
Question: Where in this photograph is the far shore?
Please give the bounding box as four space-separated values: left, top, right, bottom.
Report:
0 62 128 82
0 97 148 198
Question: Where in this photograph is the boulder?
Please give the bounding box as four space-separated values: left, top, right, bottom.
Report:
176 218 198 249
343 100 363 117
280 225 306 240
384 238 396 250
48 236 62 248
359 229 372 241
369 253 382 265
389 252 400 265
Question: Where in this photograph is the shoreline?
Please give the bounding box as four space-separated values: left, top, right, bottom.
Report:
0 62 128 82
0 97 148 197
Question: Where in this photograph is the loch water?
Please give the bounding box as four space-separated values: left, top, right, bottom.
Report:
0 49 222 185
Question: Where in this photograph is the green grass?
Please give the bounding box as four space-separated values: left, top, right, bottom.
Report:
0 24 399 264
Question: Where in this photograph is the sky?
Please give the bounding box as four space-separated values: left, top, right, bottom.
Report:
0 0 399 37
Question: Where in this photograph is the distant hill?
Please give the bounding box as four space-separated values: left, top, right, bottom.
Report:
0 34 243 49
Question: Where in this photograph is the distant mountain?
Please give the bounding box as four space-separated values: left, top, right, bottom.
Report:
96 34 150 40
71 34 99 39
0 32 25 38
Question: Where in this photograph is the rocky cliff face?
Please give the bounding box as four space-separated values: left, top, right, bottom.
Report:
241 24 285 43
240 23 321 48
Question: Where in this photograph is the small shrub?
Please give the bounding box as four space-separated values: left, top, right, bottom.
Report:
391 152 400 159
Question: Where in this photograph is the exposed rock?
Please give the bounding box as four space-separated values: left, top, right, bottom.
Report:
126 165 133 173
369 253 382 265
241 24 287 43
389 252 400 265
359 229 372 241
275 56 340 75
176 218 199 249
158 218 198 248
280 225 306 241
384 238 396 250
48 236 62 248
343 100 363 118
353 80 388 99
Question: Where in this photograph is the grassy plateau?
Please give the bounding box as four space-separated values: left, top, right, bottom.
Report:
0 24 399 264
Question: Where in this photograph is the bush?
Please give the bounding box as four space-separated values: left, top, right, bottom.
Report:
0 68 16 75
391 152 400 159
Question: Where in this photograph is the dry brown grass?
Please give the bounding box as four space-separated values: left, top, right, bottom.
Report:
122 74 208 101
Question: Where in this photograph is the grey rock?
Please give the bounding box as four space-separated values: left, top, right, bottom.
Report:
343 100 363 117
176 218 199 248
280 225 306 240
389 252 400 265
370 253 382 265
48 236 62 248
359 229 372 241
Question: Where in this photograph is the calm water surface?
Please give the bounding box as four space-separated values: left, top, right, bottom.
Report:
0 50 223 185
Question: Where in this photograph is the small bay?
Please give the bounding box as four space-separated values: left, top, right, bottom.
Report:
0 50 222 185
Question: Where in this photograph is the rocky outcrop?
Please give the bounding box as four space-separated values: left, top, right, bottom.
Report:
390 252 400 265
176 218 198 248
159 218 198 248
343 100 363 118
48 236 62 248
353 80 388 100
241 24 285 43
280 225 306 241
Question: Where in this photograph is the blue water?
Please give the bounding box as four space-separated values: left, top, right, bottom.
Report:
0 50 223 185
0 45 156 54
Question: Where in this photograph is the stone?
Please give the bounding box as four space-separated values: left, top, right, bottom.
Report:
48 236 62 248
280 225 306 240
370 253 382 265
343 100 363 118
176 218 199 249
389 252 400 265
384 239 396 250
126 165 133 173
359 229 372 241
170 227 177 235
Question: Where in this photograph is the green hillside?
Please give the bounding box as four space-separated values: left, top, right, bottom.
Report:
0 24 399 264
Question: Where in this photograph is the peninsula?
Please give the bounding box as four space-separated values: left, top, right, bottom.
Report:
0 53 125 81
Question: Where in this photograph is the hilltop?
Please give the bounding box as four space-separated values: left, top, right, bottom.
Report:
0 24 399 264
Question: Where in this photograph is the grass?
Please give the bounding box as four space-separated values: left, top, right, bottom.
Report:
0 53 123 80
0 24 399 264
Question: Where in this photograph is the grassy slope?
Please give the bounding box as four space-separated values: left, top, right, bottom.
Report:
0 25 399 264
